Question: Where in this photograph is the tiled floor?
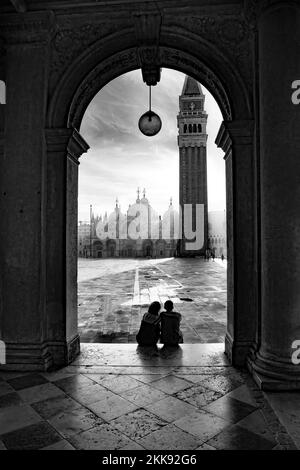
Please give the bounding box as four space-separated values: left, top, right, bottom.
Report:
78 258 226 343
0 344 298 450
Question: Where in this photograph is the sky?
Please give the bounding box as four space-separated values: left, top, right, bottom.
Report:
79 69 225 222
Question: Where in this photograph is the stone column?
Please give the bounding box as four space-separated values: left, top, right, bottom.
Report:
216 119 258 366
0 13 56 370
45 129 89 367
250 2 300 389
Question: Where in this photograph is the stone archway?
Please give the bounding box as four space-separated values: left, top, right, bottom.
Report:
46 40 256 371
0 4 258 374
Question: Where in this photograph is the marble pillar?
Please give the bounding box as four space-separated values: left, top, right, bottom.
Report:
250 2 300 389
216 120 258 366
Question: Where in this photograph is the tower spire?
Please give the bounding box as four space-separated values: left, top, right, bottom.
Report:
136 187 140 203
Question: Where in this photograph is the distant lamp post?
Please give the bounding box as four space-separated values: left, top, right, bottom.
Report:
139 86 162 137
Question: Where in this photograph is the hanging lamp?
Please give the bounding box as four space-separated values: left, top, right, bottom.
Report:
138 85 162 137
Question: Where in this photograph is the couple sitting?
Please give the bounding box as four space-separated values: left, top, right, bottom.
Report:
136 300 183 347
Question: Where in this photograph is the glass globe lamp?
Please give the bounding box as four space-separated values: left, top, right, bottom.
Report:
138 110 162 136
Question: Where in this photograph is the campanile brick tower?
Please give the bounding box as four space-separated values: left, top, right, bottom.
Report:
177 76 208 256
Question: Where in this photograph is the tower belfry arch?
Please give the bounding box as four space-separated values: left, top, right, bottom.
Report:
0 0 300 390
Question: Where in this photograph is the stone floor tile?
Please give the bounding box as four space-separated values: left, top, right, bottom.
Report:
236 409 277 445
0 392 23 409
129 374 169 384
17 383 65 404
0 404 42 435
41 439 76 450
137 423 201 450
173 374 207 384
174 409 230 441
111 409 168 440
198 374 244 395
68 383 116 406
7 374 48 391
206 424 275 450
88 394 138 421
53 374 94 393
120 383 168 406
0 381 14 398
145 396 198 422
226 384 257 407
91 375 143 394
203 395 257 423
196 443 217 450
69 423 132 450
175 384 223 408
48 407 103 438
152 375 193 394
1 421 61 450
31 395 82 420
119 440 145 450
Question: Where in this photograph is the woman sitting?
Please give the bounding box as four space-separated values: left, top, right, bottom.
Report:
136 301 161 346
160 300 183 346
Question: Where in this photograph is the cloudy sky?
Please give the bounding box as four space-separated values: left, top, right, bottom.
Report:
79 69 225 222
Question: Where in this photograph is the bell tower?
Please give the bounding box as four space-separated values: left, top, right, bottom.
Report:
177 76 208 256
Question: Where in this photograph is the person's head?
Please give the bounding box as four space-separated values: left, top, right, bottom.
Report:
164 300 174 312
148 301 161 316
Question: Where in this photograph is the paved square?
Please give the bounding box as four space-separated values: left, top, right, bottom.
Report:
78 257 227 343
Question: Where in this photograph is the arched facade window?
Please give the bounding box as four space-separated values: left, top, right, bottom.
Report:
184 124 187 133
193 123 197 133
188 123 192 133
198 123 202 133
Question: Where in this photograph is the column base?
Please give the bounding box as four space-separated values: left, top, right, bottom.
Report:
248 352 300 391
225 333 256 367
0 335 80 372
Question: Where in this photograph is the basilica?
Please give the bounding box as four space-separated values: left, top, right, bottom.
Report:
78 189 178 259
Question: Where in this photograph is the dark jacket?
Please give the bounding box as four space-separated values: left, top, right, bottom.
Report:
136 312 161 346
160 311 183 345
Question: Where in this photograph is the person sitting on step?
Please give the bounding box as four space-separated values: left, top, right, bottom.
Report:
160 300 183 347
136 301 161 346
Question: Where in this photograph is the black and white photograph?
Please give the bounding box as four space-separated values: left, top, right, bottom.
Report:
0 0 299 458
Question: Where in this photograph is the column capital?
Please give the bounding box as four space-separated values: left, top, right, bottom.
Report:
215 119 254 155
0 11 57 46
46 128 89 162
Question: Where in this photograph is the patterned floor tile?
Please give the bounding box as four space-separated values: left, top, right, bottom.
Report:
53 374 94 393
236 409 277 445
129 374 170 384
88 393 138 421
203 395 257 423
41 439 76 450
0 392 23 409
48 407 103 438
0 404 42 435
31 394 82 420
1 421 61 450
174 409 230 441
7 374 48 391
226 384 257 407
119 440 145 450
196 443 216 450
145 396 198 422
90 375 142 394
0 381 14 398
69 423 132 450
137 423 201 450
120 383 168 406
206 424 275 450
151 375 193 394
68 383 116 406
111 409 168 440
175 384 223 408
17 383 65 404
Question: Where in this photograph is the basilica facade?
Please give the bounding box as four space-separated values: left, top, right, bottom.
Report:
78 190 178 259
